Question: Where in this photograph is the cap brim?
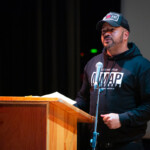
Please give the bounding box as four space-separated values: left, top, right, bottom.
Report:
96 20 120 32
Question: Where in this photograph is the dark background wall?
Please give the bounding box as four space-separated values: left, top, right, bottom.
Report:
0 0 120 99
1 0 80 97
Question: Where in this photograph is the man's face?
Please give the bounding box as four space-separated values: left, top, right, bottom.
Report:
101 22 126 50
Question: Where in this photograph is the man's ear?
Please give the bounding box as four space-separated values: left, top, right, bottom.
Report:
124 30 129 40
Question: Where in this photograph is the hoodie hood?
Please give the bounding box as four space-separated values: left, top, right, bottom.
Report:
103 42 142 61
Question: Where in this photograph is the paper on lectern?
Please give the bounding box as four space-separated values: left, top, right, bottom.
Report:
42 91 76 105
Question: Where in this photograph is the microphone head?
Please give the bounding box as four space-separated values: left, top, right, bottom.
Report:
94 62 103 90
96 62 103 69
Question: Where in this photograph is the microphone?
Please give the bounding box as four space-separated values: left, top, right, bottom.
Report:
94 62 103 90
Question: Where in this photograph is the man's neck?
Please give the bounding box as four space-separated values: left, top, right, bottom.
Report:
106 44 129 57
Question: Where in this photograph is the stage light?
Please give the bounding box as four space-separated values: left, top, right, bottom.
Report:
80 52 84 57
90 49 98 54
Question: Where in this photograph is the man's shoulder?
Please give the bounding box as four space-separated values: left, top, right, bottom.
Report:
86 53 103 66
135 55 150 66
83 53 103 73
132 55 150 73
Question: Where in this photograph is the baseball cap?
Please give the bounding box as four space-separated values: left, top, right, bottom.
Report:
96 12 130 32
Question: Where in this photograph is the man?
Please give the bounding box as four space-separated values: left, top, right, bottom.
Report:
75 12 150 150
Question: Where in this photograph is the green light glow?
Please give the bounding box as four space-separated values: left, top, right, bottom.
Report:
90 49 98 53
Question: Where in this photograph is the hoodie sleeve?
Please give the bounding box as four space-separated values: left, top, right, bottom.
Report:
74 65 90 112
119 68 150 127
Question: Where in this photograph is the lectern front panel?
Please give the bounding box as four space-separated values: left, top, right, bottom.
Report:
0 103 47 150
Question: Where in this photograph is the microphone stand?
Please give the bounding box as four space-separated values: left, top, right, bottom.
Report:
90 86 103 150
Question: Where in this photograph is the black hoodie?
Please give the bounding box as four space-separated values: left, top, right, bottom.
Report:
75 42 150 144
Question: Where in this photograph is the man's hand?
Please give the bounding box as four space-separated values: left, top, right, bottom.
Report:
101 113 121 129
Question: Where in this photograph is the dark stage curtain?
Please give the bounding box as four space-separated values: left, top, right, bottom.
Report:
0 0 80 99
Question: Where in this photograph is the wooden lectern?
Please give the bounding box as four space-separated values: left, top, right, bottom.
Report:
0 97 94 150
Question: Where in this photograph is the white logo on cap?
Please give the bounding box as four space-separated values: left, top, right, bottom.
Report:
103 13 119 22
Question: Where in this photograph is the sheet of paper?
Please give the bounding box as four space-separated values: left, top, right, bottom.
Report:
42 91 76 105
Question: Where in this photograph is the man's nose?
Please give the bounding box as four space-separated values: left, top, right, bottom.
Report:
104 31 111 37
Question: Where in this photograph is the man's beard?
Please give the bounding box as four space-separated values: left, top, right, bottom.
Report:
103 32 124 50
104 38 115 50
